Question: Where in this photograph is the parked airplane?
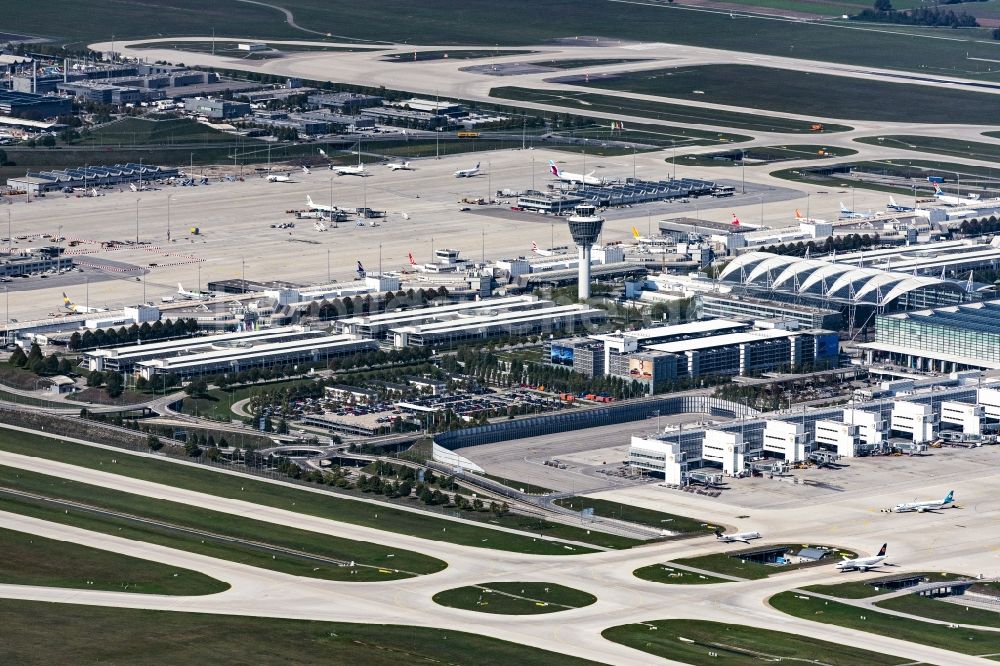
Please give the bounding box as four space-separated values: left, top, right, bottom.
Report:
731 212 741 226
388 161 414 171
400 212 411 220
714 529 761 544
531 241 556 257
177 283 210 301
890 490 955 513
839 202 873 219
62 292 107 314
356 260 366 278
836 544 888 572
548 160 602 186
267 173 291 183
306 195 339 214
313 221 327 232
408 251 418 268
320 148 367 176
454 162 481 178
887 196 914 212
933 184 979 206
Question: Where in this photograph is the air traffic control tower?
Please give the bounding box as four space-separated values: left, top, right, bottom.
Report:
567 204 604 300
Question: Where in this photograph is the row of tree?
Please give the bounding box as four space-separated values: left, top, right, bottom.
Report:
760 233 881 258
854 1 978 26
68 318 199 351
9 343 74 377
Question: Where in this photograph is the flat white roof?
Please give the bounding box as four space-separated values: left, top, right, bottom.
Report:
397 304 602 335
87 326 308 359
591 319 746 343
646 328 799 354
138 334 367 370
343 296 539 327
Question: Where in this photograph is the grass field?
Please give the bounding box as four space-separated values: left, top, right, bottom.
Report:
602 619 908 665
432 581 597 614
14 1 1000 80
804 572 974 599
553 496 711 535
0 599 601 666
674 545 855 580
0 464 445 581
575 65 1000 125
0 429 617 553
856 135 1000 162
491 87 847 134
772 158 1000 195
0 527 230 595
633 563 730 585
177 377 317 421
676 144 857 167
877 594 1000 628
770 591 1000 656
531 58 653 70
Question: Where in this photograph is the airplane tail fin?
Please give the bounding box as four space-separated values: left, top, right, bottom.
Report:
408 251 416 266
178 283 184 293
944 490 954 504
319 149 328 158
713 529 722 538
889 195 898 207
840 201 849 212
933 184 943 195
731 212 740 226
302 166 311 174
795 209 803 220
474 162 480 169
531 241 538 253
307 195 315 208
548 160 559 176
877 543 887 557
631 226 640 239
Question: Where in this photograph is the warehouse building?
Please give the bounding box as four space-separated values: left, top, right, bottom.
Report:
84 326 321 373
0 90 72 119
135 333 377 380
859 300 1000 372
391 303 606 348
697 292 843 331
307 92 383 113
183 97 251 119
336 295 548 340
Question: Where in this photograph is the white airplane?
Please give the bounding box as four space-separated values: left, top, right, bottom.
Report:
62 292 107 314
531 240 556 257
890 490 955 513
306 195 340 214
177 283 210 301
548 160 602 186
388 161 413 171
356 260 366 278
836 544 888 572
400 212 410 220
714 529 761 544
408 251 419 268
454 162 481 178
320 149 367 176
839 202 872 219
933 184 979 206
887 196 914 212
267 173 292 183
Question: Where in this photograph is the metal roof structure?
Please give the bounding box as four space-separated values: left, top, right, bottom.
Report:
720 251 968 308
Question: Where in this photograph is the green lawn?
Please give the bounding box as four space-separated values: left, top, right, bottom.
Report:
856 135 1000 163
805 572 975 599
676 144 857 167
771 158 1000 195
633 563 730 585
602 618 908 665
674 545 855 580
478 473 552 496
0 464 444 581
432 581 597 614
554 496 711 535
491 87 844 134
770 591 1000 656
177 377 317 421
0 599 601 666
877 595 1000 629
14 0 1000 80
0 527 229 595
573 65 1000 125
530 58 653 70
381 49 531 62
0 429 609 554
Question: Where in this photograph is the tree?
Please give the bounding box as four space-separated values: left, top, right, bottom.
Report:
146 434 163 451
57 358 73 375
8 346 26 367
38 134 56 148
184 379 208 397
105 372 124 398
184 438 202 458
873 0 892 10
26 342 43 366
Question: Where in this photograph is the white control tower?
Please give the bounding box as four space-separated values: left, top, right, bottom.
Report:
566 204 604 300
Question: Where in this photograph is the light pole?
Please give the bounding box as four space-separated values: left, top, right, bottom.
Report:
326 249 330 283
166 194 172 242
671 140 676 180
6 210 10 254
632 145 636 180
740 149 746 194
329 177 334 222
135 198 140 244
241 257 245 285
